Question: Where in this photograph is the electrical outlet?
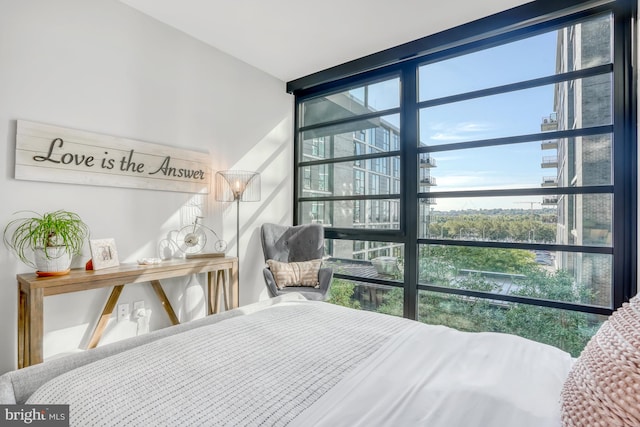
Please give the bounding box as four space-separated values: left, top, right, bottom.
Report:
117 303 130 322
133 301 145 311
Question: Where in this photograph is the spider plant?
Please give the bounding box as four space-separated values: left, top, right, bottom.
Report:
3 210 89 269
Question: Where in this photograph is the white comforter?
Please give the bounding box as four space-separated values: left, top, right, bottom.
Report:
28 298 574 426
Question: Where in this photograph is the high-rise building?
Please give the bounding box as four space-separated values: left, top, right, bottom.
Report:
542 14 612 306
299 92 437 262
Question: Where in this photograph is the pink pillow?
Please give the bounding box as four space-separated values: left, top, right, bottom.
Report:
560 295 640 426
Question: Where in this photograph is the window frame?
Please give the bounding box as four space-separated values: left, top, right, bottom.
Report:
290 0 636 320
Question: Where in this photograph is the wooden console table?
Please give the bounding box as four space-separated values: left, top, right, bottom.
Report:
17 257 238 368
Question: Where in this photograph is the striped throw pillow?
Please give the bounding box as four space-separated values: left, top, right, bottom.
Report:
267 259 322 289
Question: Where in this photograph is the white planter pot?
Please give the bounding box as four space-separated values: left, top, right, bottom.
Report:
34 247 72 274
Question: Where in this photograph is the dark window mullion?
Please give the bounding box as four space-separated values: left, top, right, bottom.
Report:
612 3 637 305
298 107 401 133
418 239 613 254
293 98 302 225
299 151 400 167
417 284 614 316
401 65 419 320
417 125 613 153
419 185 614 199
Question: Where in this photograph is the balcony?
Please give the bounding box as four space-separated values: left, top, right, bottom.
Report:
541 113 558 132
541 176 558 187
542 196 559 205
419 176 437 186
541 140 558 150
419 156 437 168
541 155 558 168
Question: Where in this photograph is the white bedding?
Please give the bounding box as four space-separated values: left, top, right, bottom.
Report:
28 298 574 426
292 322 574 427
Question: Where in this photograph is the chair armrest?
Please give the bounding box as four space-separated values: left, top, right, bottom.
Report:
262 267 280 298
318 267 334 294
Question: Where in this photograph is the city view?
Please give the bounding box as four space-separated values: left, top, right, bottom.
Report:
296 12 614 356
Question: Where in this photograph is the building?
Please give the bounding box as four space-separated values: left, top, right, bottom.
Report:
542 13 613 306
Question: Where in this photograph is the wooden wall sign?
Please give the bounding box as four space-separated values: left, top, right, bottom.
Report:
15 120 211 194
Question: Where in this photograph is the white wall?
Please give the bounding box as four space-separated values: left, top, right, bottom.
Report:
0 0 293 374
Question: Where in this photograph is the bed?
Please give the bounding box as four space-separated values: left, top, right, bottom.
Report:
1 293 638 427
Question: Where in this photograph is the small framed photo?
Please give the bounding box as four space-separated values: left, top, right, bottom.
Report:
89 238 120 270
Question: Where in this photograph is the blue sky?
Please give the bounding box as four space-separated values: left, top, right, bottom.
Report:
348 27 600 211
420 31 558 210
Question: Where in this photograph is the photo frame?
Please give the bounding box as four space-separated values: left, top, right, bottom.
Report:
89 238 120 270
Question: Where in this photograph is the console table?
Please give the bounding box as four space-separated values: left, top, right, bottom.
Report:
17 257 238 368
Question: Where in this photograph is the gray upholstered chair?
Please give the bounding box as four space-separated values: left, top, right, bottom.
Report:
260 223 333 301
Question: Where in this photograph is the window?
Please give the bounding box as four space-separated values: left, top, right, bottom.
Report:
354 170 365 195
291 1 636 356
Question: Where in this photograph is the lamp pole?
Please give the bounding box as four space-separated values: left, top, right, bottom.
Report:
215 170 261 308
235 195 240 259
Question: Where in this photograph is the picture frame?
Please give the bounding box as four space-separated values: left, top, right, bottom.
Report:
89 238 120 270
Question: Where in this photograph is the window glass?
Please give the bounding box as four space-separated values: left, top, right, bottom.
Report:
418 194 612 247
328 279 403 316
294 9 628 354
299 200 400 229
300 115 400 161
418 136 611 193
417 291 606 356
301 78 400 127
419 75 612 147
299 156 399 198
418 244 612 307
418 13 612 101
325 239 405 282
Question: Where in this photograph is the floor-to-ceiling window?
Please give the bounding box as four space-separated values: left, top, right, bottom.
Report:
289 0 636 356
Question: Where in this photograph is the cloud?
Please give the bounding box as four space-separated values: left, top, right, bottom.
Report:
429 121 492 142
436 171 535 191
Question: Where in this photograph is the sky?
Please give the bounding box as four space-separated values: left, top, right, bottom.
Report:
361 29 561 211
337 13 615 213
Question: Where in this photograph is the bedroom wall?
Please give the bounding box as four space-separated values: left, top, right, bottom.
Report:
0 0 293 374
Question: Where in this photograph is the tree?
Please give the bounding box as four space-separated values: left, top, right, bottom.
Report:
327 279 361 310
329 269 599 356
421 245 536 274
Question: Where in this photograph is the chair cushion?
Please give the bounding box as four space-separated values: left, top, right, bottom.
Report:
560 295 640 426
266 259 322 289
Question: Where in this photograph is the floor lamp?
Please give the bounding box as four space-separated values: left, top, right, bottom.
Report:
215 170 261 260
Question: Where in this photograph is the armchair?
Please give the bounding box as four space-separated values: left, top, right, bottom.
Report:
260 223 333 301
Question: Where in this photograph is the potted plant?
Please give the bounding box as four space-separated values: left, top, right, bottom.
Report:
3 210 90 276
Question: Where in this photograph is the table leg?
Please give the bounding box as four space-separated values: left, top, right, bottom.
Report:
87 285 124 349
218 269 229 311
230 261 239 309
17 286 25 369
207 271 214 315
150 280 180 325
26 287 44 367
211 271 221 314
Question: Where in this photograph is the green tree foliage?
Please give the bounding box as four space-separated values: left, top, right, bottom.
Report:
327 210 603 357
376 287 403 317
428 211 556 243
327 279 361 310
421 245 536 275
329 258 601 357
